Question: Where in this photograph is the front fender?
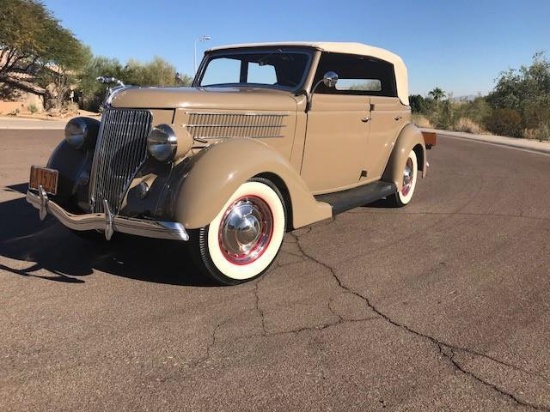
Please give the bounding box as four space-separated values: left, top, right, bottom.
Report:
168 138 332 230
46 140 93 211
382 123 426 190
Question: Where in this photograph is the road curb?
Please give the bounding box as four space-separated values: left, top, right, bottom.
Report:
427 129 550 156
0 117 67 130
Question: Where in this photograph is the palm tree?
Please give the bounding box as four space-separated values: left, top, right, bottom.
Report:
429 87 446 101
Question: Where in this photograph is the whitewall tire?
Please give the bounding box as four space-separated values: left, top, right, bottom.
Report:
191 178 286 285
390 149 418 207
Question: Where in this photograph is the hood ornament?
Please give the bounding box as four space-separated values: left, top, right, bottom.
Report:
96 76 127 109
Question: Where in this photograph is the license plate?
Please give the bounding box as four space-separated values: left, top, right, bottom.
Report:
29 166 59 195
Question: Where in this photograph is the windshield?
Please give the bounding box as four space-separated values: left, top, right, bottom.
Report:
196 48 313 91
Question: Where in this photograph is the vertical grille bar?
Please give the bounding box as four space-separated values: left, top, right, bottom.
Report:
89 109 152 214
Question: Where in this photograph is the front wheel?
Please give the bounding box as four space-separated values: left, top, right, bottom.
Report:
190 178 286 285
389 149 418 207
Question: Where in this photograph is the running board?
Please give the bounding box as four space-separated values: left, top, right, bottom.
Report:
315 181 397 216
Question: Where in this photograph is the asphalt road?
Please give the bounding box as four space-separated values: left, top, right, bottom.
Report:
1 129 549 411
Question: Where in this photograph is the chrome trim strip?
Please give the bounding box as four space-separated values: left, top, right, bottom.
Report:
192 135 284 140
38 185 48 221
27 190 189 242
186 112 289 117
187 124 286 128
103 199 114 240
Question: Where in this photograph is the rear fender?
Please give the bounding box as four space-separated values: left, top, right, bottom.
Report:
382 123 426 190
169 138 332 230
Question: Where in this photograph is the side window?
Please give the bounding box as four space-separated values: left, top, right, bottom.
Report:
336 79 382 92
314 53 397 97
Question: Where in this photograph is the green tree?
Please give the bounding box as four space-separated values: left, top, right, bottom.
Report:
175 72 193 86
428 87 446 101
78 55 193 112
0 0 88 105
409 94 431 114
424 87 454 128
78 56 125 112
487 53 550 136
124 57 182 87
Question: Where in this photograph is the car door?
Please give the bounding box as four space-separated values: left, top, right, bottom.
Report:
300 52 406 191
300 93 371 193
300 52 380 194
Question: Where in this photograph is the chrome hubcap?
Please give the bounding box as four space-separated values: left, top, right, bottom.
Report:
219 196 273 265
402 158 414 196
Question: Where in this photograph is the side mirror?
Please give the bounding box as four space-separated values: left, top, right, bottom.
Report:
322 71 339 88
308 71 339 112
311 71 339 95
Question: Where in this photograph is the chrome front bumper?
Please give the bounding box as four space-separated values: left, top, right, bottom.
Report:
26 186 189 241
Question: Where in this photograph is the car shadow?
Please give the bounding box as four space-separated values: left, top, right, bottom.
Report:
0 183 215 287
362 198 394 208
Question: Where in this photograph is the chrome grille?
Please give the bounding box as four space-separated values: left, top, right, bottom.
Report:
186 113 286 139
89 109 152 213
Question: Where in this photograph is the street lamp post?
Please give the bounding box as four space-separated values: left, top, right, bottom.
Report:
194 35 211 75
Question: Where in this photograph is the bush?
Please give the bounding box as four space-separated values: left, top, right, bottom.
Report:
484 108 523 137
453 117 485 134
412 114 432 128
28 104 38 114
533 121 550 141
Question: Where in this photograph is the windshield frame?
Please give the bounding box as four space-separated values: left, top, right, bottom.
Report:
193 47 315 92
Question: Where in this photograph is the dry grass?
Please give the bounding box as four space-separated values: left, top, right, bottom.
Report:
453 117 486 134
412 114 432 128
525 124 550 141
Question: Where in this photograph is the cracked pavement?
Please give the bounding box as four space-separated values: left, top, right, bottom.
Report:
1 130 549 411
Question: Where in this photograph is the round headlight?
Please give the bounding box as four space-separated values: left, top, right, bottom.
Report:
147 124 177 162
65 117 100 149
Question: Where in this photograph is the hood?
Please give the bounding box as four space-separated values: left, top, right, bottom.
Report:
110 86 300 112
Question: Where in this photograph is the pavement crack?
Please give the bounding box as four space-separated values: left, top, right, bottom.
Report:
448 349 550 411
202 317 230 367
254 281 268 336
289 231 549 410
327 297 344 323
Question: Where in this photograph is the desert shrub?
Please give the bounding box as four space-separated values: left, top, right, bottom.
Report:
484 108 523 137
453 117 485 134
533 121 550 141
523 99 550 130
412 114 432 128
64 102 79 115
28 104 38 114
456 97 492 125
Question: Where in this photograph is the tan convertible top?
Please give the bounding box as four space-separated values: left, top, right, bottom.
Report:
208 42 409 106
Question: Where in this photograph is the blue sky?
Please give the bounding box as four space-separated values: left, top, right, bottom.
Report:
42 0 549 97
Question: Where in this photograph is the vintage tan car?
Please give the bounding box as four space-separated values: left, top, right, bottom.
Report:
27 42 435 285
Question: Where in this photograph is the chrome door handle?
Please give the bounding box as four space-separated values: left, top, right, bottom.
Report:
361 117 370 123
394 115 403 121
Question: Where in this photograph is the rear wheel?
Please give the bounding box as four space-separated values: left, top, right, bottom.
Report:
389 149 418 207
190 178 286 285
